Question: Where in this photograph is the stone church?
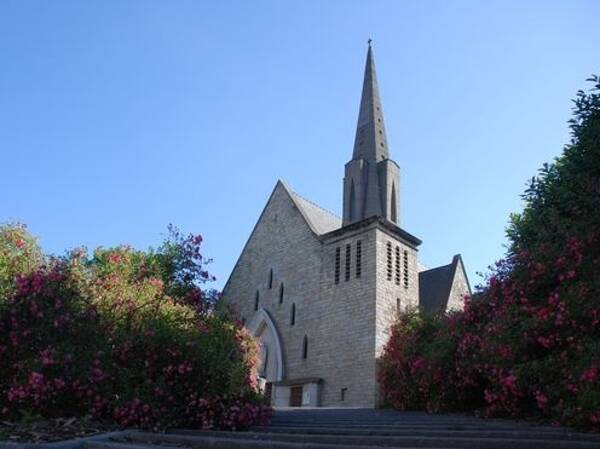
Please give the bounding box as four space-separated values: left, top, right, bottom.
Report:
221 44 471 408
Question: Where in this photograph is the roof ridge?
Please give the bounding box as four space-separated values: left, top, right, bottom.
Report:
419 262 453 274
291 190 341 220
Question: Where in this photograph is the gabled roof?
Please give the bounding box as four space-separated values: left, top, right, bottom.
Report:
419 263 453 315
221 180 340 295
419 255 469 315
289 189 342 236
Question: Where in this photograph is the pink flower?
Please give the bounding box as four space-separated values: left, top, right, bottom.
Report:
484 389 497 404
29 371 44 386
534 390 549 409
536 336 553 349
536 307 551 321
40 348 55 366
90 366 105 382
580 366 598 384
500 373 518 394
498 346 512 359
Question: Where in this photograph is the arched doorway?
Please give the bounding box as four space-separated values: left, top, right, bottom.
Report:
248 309 284 404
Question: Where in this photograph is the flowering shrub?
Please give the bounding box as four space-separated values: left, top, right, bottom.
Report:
0 226 271 430
379 76 600 430
0 223 43 299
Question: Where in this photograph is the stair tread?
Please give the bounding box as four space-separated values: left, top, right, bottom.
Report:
85 436 455 449
82 408 600 449
246 426 600 440
128 429 600 449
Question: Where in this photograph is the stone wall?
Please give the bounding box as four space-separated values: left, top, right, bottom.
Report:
446 257 470 312
222 180 438 408
374 229 419 356
373 228 420 405
222 182 380 407
221 182 322 387
318 226 378 407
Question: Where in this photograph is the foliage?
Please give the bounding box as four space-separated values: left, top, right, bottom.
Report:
0 223 43 300
0 225 271 430
379 76 600 429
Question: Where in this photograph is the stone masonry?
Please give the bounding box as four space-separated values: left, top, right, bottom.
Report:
221 44 471 407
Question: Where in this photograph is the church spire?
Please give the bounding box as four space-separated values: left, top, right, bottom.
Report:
342 42 400 227
352 40 389 162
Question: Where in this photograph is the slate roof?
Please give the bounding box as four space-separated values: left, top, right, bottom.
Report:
351 41 389 162
288 190 342 236
283 182 421 247
419 255 464 315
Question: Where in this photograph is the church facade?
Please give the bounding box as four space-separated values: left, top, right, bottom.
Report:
221 45 471 408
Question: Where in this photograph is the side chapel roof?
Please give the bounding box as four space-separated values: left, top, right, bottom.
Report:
419 254 470 315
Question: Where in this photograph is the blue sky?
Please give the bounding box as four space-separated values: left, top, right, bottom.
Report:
1 1 598 290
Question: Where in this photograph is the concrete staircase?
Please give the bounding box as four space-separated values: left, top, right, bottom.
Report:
85 408 600 449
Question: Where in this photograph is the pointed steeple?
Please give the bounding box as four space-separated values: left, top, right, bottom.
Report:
342 42 400 227
352 41 389 162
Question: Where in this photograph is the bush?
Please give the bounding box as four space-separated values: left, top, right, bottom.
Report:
379 76 600 429
0 223 43 299
0 225 271 430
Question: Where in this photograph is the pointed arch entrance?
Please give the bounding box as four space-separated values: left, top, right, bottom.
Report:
248 308 285 384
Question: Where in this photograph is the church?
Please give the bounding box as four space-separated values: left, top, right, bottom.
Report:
221 44 471 408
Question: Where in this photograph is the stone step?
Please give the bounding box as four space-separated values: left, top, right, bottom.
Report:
270 412 486 420
265 422 551 431
270 414 489 420
84 436 444 449
271 413 481 418
268 417 535 426
128 429 600 449
247 425 600 441
269 418 517 422
267 418 555 428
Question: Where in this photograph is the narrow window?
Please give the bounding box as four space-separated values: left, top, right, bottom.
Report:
345 244 351 281
254 291 259 311
341 388 347 401
396 298 400 313
290 303 296 326
279 283 284 304
356 240 362 278
386 242 393 281
349 180 356 221
391 183 397 223
395 246 401 285
302 335 308 359
403 250 409 289
334 247 341 284
268 269 273 289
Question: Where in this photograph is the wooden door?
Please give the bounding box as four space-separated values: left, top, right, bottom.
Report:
289 386 303 407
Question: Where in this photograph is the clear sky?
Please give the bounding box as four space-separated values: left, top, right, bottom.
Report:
1 1 598 290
